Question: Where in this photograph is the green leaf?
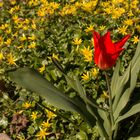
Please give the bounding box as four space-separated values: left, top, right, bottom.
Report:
113 40 140 121
116 102 140 123
112 64 131 112
128 136 140 140
86 104 109 139
76 130 88 140
111 59 120 98
8 68 95 127
98 110 111 136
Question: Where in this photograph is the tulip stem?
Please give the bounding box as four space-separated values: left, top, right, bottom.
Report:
104 71 114 140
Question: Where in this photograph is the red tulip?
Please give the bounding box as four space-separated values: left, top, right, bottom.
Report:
93 31 130 70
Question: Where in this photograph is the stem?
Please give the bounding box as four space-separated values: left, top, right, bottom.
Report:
104 71 114 140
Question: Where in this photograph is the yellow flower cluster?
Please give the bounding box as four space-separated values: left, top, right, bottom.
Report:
81 46 93 62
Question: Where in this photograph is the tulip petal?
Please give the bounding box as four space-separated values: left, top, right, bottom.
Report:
102 32 115 54
114 35 130 50
93 31 101 65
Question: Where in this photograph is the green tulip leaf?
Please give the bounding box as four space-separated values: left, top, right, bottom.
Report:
116 102 140 123
113 40 140 121
111 59 120 98
8 67 96 127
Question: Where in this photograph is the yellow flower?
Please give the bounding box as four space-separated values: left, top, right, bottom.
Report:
52 53 59 60
59 5 77 16
111 7 125 19
22 102 32 109
12 15 19 24
124 19 133 26
91 68 99 77
23 26 29 31
36 128 51 140
41 120 51 129
132 36 139 44
99 25 106 31
0 36 4 46
81 46 93 62
81 72 90 81
4 39 12 46
20 34 27 41
82 2 94 13
72 38 82 45
118 26 128 35
31 21 37 29
0 1 3 7
101 91 109 99
37 8 46 17
85 25 94 32
0 23 9 30
38 65 46 73
28 34 36 41
10 0 16 5
31 112 38 121
28 42 36 49
0 52 4 61
128 10 134 17
47 110 56 120
50 2 60 10
7 53 17 65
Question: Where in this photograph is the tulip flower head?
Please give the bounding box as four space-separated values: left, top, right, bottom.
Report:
93 31 130 70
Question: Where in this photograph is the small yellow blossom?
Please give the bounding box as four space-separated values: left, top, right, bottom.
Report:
20 34 27 41
124 19 133 26
118 26 128 35
31 21 37 29
37 8 46 17
81 72 90 81
82 2 95 13
50 2 60 10
28 34 36 41
85 25 94 32
99 25 106 31
17 45 24 49
23 25 29 30
41 120 51 129
24 19 30 24
72 38 82 45
132 36 139 44
31 111 38 121
91 68 99 77
28 42 36 49
81 46 93 62
0 23 9 30
101 91 109 99
4 39 12 46
59 5 77 16
136 25 140 32
12 15 19 24
47 110 56 120
52 53 59 60
0 1 3 7
36 128 51 140
10 0 16 5
38 65 46 73
7 53 17 65
0 36 4 46
22 102 32 109
0 52 4 61
128 10 134 17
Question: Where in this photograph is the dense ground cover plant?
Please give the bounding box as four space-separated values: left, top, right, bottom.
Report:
0 0 140 139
